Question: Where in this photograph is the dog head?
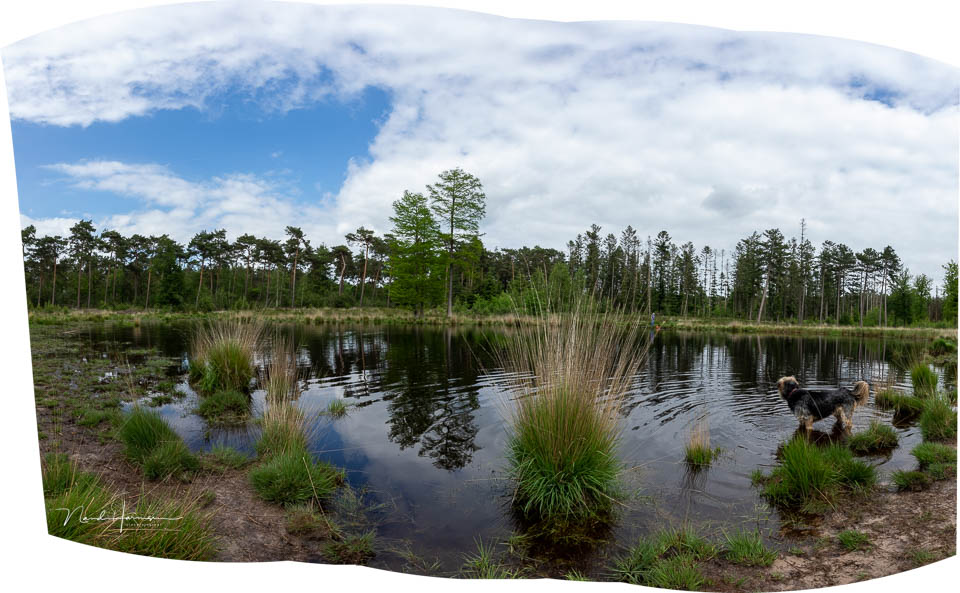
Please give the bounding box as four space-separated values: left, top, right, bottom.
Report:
777 376 799 400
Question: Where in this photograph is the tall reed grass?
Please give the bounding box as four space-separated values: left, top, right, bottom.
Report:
190 320 262 393
497 298 653 525
684 417 721 468
262 335 299 401
911 363 939 398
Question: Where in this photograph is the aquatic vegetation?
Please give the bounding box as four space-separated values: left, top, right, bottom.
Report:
837 530 870 552
249 449 344 506
891 469 932 491
755 437 875 512
911 442 957 469
874 389 924 416
206 444 251 469
117 407 198 479
722 529 778 566
846 421 899 454
325 399 349 418
919 394 957 442
930 337 956 356
190 320 262 393
684 418 721 468
460 538 519 579
255 402 309 458
498 302 652 525
263 335 299 401
43 455 215 560
194 389 251 424
911 363 938 398
285 503 339 538
143 439 200 480
324 531 376 565
612 529 712 590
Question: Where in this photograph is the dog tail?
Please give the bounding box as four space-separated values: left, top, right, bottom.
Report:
852 380 870 406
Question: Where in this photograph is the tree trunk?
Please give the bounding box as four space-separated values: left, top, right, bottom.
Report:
145 268 152 309
338 254 346 295
195 260 205 308
51 259 58 307
87 261 92 309
756 276 769 323
359 243 369 307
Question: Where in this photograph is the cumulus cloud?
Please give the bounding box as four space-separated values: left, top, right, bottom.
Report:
4 3 957 278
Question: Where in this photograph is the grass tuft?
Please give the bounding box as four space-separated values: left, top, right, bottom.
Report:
874 389 924 417
837 529 870 552
262 335 299 401
324 531 376 565
461 538 518 579
143 439 200 480
723 529 778 566
206 444 251 469
190 321 262 393
919 394 957 442
195 390 250 424
891 470 932 491
249 449 343 506
325 399 349 418
255 402 309 458
684 418 721 468
846 421 899 454
911 442 957 469
499 299 653 525
911 363 939 398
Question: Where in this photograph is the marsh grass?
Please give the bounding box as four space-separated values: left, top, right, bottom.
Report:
612 529 713 590
285 502 340 538
891 470 931 491
262 335 300 401
190 321 262 393
911 442 956 469
249 449 344 505
118 407 197 479
911 363 939 398
684 418 721 468
43 455 215 559
255 402 310 458
461 538 519 579
722 529 778 566
919 394 957 442
846 421 899 454
497 297 652 526
325 399 349 418
837 530 870 552
195 389 251 424
323 531 376 565
206 444 251 469
756 437 875 512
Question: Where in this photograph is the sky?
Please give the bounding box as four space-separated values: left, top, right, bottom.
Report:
3 1 958 284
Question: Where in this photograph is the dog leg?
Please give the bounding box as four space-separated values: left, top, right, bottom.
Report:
804 417 814 431
837 408 851 431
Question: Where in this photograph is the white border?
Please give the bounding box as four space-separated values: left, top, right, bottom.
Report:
1 3 956 593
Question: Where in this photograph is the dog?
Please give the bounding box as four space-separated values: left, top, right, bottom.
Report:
776 376 870 431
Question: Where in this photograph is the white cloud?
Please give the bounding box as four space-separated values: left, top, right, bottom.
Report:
4 3 957 279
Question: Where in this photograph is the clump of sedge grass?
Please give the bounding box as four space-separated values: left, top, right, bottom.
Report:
612 529 711 590
190 320 262 393
118 407 197 479
755 437 875 513
255 402 310 458
874 389 924 417
911 442 956 469
262 335 299 401
891 469 932 491
325 399 349 418
684 418 721 468
846 420 899 454
837 530 870 551
460 538 519 579
498 297 652 525
723 529 778 566
42 455 215 559
911 363 939 398
324 531 376 565
919 394 957 442
285 502 339 538
206 444 251 469
195 390 250 424
249 449 344 506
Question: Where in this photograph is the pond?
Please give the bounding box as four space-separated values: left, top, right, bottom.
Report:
69 321 949 573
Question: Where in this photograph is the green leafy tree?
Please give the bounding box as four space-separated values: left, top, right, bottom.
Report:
389 191 443 316
943 260 958 325
428 168 486 317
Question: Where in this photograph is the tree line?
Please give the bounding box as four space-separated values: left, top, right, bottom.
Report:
20 168 958 327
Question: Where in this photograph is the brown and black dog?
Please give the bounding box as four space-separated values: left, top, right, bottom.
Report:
776 376 870 431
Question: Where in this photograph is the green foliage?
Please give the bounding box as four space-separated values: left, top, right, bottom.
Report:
892 470 931 491
846 421 899 454
325 399 349 418
195 390 250 423
911 442 957 469
118 407 181 463
323 531 376 565
930 336 957 356
919 395 957 442
875 389 924 416
143 440 200 480
388 190 445 315
612 530 711 590
249 449 343 506
837 530 870 552
943 261 958 325
723 529 778 566
460 538 518 579
684 443 721 468
911 363 939 398
758 437 875 512
206 444 251 469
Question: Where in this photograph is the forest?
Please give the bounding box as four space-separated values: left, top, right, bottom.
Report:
19 168 958 327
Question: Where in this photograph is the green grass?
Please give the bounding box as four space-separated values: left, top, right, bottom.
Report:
846 421 899 454
891 470 932 491
646 554 705 591
325 399 349 418
919 395 957 442
190 321 261 393
76 408 122 427
911 442 957 469
194 390 250 424
684 444 722 468
722 529 778 566
837 530 870 551
285 503 339 538
42 455 216 560
143 439 200 480
206 444 251 469
911 363 939 398
255 403 309 458
324 531 376 565
612 528 715 590
249 449 343 506
874 389 925 416
756 437 875 512
930 337 956 356
460 538 519 579
117 407 198 479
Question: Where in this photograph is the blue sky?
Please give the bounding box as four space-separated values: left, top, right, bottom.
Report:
2 2 957 281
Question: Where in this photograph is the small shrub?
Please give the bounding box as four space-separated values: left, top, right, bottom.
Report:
837 530 870 552
891 470 931 491
919 396 957 442
249 449 343 506
195 390 250 424
723 529 777 566
846 421 899 454
911 363 938 398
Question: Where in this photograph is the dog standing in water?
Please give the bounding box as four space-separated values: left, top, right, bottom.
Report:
777 376 870 431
